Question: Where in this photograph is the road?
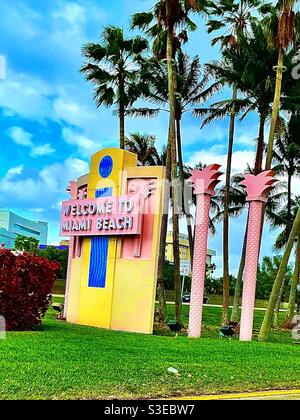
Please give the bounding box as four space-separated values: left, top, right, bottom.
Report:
167 301 287 312
53 296 287 313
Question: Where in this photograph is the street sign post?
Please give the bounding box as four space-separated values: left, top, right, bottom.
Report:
180 260 191 298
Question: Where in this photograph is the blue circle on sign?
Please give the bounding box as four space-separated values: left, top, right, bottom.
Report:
99 156 113 178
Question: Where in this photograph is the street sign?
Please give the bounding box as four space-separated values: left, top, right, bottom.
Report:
180 260 191 277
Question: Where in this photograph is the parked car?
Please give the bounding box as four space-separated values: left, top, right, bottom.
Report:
182 294 209 304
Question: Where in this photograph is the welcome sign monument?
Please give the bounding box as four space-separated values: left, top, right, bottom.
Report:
60 148 165 335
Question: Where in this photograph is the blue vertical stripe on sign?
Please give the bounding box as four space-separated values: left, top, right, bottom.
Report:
88 187 113 288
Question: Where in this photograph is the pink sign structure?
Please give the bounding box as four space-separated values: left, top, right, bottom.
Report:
239 170 277 342
188 164 223 338
60 194 142 237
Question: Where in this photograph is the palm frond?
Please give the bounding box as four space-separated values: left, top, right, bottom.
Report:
126 108 161 118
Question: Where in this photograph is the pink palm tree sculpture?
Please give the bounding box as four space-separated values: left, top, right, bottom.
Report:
188 164 223 338
239 170 278 342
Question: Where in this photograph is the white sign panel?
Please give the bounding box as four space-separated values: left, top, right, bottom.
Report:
180 260 191 277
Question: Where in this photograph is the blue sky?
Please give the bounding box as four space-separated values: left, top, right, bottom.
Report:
0 0 290 275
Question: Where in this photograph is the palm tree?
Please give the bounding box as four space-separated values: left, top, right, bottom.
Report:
273 115 300 241
175 53 220 263
129 52 221 264
207 0 262 48
285 231 300 324
257 22 300 336
205 0 262 325
262 0 300 170
197 20 295 323
202 21 278 173
259 110 300 339
131 0 210 325
155 146 168 166
81 26 148 149
199 24 278 323
269 196 300 326
259 207 300 341
125 133 160 166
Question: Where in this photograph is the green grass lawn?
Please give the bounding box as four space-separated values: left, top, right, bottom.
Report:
0 301 299 400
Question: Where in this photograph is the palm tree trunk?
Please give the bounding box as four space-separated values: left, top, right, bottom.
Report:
287 172 293 233
222 86 237 325
273 170 293 327
119 108 125 149
176 118 194 267
186 218 194 268
256 49 285 337
265 47 284 170
258 207 300 341
273 277 285 328
230 218 248 323
254 114 266 175
285 237 300 324
156 87 176 325
271 172 293 328
156 217 168 324
156 144 171 324
166 16 182 325
118 73 126 149
176 119 184 179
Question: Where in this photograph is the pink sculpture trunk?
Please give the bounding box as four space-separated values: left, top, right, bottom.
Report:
188 193 211 338
239 201 264 341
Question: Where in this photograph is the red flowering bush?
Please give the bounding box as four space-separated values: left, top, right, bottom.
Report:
0 249 60 331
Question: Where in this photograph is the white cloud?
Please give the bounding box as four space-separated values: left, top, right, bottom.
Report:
292 177 300 197
5 165 24 180
54 98 96 128
8 125 55 157
0 158 89 204
31 143 55 157
0 73 54 122
1 70 115 157
0 157 88 245
0 2 41 41
62 127 100 156
53 3 86 27
187 146 256 175
29 208 45 214
51 3 86 53
9 126 33 147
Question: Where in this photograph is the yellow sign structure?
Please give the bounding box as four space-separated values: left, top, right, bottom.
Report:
62 148 165 334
